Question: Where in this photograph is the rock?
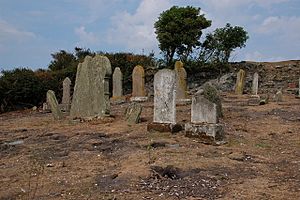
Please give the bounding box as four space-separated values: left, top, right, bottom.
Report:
47 90 63 120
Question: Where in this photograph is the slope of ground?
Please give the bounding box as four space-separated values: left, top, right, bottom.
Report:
0 93 299 200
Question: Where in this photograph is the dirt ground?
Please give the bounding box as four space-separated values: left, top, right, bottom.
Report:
1 92 299 200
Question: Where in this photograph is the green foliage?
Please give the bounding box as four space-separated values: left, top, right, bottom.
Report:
200 23 249 64
0 48 156 112
48 50 77 71
154 6 211 66
0 68 45 112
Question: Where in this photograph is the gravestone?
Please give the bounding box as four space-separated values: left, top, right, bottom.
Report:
61 77 71 111
201 83 223 118
252 72 259 95
62 77 71 104
111 67 125 103
147 69 182 133
47 90 63 120
70 55 112 119
185 92 224 144
131 65 147 102
235 69 246 95
112 67 123 98
125 103 142 124
174 61 190 104
299 77 300 97
275 90 283 102
191 95 218 124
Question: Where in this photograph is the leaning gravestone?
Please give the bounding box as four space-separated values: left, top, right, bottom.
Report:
130 65 148 102
252 72 259 95
61 77 71 111
125 103 142 124
47 90 63 120
70 55 112 119
147 69 181 133
235 69 246 95
185 92 224 143
174 61 190 103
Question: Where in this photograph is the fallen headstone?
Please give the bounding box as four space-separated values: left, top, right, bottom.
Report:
125 103 142 124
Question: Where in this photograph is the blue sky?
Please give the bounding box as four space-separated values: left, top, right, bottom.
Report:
0 0 299 70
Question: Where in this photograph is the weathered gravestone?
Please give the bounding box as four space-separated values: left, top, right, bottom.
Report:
235 69 246 95
252 72 259 95
47 90 63 120
201 83 223 118
185 92 224 143
61 77 71 111
111 67 125 103
274 90 283 102
174 61 190 104
70 55 112 119
130 65 148 102
147 69 182 133
298 77 300 97
125 103 142 124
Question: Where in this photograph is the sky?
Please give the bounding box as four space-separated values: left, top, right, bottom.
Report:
0 0 300 70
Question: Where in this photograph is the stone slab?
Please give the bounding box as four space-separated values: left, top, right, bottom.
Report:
185 123 224 143
147 122 182 133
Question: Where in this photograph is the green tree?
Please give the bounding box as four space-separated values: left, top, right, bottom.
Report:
154 6 211 65
48 50 77 71
200 23 249 63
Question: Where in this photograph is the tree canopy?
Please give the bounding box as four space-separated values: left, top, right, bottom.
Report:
200 23 249 63
154 6 211 65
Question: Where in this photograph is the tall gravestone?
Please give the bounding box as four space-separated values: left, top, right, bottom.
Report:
235 69 246 95
174 61 189 102
70 55 112 119
147 69 181 132
299 77 300 97
47 90 63 120
62 77 71 105
185 92 224 143
111 67 125 103
252 72 259 95
61 77 71 111
131 65 147 101
112 67 123 98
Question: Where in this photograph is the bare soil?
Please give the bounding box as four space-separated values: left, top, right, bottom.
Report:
1 93 299 200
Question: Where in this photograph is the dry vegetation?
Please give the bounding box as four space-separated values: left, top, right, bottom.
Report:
0 93 299 200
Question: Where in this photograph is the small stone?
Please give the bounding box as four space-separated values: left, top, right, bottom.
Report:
125 103 142 124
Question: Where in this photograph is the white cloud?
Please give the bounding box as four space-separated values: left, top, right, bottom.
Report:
75 26 99 45
257 16 300 42
107 0 172 53
0 19 35 43
244 51 286 62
